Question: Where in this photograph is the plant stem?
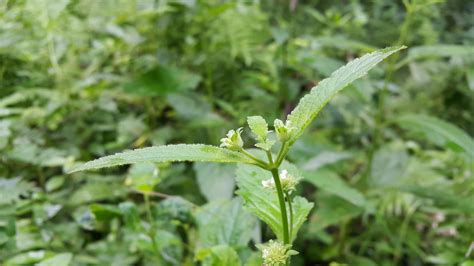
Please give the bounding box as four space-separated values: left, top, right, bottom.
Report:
240 148 268 168
270 168 290 245
266 150 273 164
275 141 288 166
285 191 294 241
144 193 160 258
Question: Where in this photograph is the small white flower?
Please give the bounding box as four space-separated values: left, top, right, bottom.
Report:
274 119 296 142
279 169 298 193
262 170 299 193
220 127 244 151
262 178 275 189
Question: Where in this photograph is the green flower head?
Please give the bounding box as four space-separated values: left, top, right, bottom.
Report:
220 127 244 151
257 240 298 266
262 169 299 193
274 119 296 142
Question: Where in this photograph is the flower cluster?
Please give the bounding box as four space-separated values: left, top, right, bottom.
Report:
219 128 244 151
274 119 296 142
257 240 298 266
262 169 298 193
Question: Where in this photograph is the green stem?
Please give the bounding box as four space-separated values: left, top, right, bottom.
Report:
275 141 288 166
144 194 160 258
285 191 294 241
266 150 273 164
270 168 290 245
240 148 269 168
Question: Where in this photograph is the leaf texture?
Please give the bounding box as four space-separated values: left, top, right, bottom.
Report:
287 46 405 145
70 144 254 173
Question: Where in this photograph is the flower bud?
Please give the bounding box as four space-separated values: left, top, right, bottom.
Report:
220 128 244 151
261 169 298 193
274 119 296 142
279 169 298 193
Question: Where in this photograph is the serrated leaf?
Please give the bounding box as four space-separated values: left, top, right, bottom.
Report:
247 116 274 150
69 144 255 173
247 116 268 140
286 46 405 145
396 114 474 157
235 164 313 242
196 198 256 248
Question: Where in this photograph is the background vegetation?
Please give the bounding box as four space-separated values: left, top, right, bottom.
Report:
0 0 473 265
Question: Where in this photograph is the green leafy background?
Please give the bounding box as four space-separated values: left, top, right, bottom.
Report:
1 0 473 265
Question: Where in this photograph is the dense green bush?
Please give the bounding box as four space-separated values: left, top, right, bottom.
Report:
0 0 473 265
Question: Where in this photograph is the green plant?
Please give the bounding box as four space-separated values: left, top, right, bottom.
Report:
70 46 404 265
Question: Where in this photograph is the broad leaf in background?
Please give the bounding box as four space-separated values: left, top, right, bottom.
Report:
396 114 474 157
236 164 313 242
125 163 160 194
195 198 256 248
0 177 35 204
303 169 366 207
396 45 474 68
302 150 352 171
198 245 241 266
308 193 363 233
123 65 201 96
0 120 12 149
194 163 236 202
167 93 225 127
400 185 474 213
370 145 409 188
70 144 255 172
4 251 54 266
287 46 405 145
37 253 72 266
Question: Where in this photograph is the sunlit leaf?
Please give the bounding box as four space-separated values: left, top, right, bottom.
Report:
69 144 255 172
287 46 405 145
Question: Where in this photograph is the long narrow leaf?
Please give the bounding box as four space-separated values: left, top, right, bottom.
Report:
69 144 254 172
287 46 405 145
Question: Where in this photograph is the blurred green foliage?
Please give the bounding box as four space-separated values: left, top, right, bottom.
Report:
0 0 473 265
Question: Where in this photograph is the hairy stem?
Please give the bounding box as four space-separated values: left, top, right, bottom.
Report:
240 148 269 168
270 168 290 245
266 150 273 164
285 191 294 241
275 141 288 166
